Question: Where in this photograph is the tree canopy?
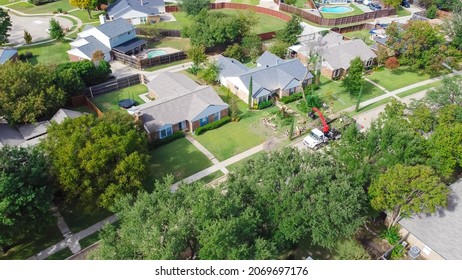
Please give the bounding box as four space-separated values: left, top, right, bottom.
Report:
0 8 12 45
0 61 67 125
342 57 364 95
179 0 210 15
56 60 111 87
276 15 303 45
426 76 462 108
69 0 93 18
369 164 449 227
0 146 54 251
42 112 150 211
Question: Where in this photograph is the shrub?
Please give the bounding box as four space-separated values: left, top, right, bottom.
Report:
258 100 273 110
381 225 401 245
280 92 302 104
62 11 68 14
57 8 63 13
151 131 185 148
390 244 405 260
18 53 26 61
25 52 33 58
195 116 231 135
426 5 437 19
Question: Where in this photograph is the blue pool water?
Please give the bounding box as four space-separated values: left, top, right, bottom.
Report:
147 49 167 58
320 6 354 13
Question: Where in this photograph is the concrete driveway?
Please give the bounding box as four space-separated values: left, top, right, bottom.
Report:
8 13 73 45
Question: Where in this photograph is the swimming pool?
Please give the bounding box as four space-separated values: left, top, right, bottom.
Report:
147 49 167 58
320 6 354 13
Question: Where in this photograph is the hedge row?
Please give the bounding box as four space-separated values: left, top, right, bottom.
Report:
258 100 273 109
195 116 231 135
151 131 185 148
280 92 303 104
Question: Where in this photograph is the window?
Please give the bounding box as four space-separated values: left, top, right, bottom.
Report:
200 117 209 127
332 69 341 78
365 58 373 68
258 96 268 104
213 112 220 121
159 126 173 139
289 87 296 94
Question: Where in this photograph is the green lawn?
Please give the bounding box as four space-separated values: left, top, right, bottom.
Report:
0 0 21 5
68 9 104 24
145 58 191 71
45 247 73 260
396 80 442 98
148 37 191 51
231 0 260 5
227 151 265 172
343 30 374 45
317 76 385 112
145 138 213 189
18 41 71 65
367 66 446 92
320 4 364 19
156 12 193 30
58 201 113 233
211 9 287 33
91 84 147 112
396 6 411 17
199 170 225 184
7 0 73 13
0 222 63 260
79 232 101 249
349 97 395 117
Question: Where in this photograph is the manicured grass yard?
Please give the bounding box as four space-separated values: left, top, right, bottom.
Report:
396 80 442 98
145 138 213 188
18 41 70 65
199 170 225 184
231 0 260 5
211 9 287 33
0 222 63 260
156 12 193 30
91 84 147 112
7 0 73 13
320 4 364 19
58 201 113 233
68 9 104 24
343 30 374 45
148 37 191 51
367 66 446 92
79 231 101 249
396 6 411 17
0 0 21 5
316 76 385 112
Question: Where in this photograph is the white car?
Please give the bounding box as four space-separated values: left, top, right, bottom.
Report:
303 128 328 149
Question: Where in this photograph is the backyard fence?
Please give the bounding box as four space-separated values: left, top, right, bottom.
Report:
331 23 375 34
71 95 104 117
135 28 182 38
279 3 396 26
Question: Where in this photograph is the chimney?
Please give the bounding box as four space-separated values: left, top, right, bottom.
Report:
140 0 144 5
99 14 106 25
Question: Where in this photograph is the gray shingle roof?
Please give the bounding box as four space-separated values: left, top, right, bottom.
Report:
95 18 134 38
399 180 462 260
216 55 249 78
0 122 25 147
135 86 228 133
147 72 201 100
256 51 283 67
50 109 84 124
75 36 111 58
17 121 50 140
0 48 17 64
107 0 163 18
322 39 377 70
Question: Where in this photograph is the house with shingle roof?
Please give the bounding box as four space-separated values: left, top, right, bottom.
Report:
130 73 229 141
217 51 313 107
67 18 147 61
289 32 377 79
398 179 462 260
107 0 165 25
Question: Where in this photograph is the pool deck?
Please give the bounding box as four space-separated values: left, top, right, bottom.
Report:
139 47 181 59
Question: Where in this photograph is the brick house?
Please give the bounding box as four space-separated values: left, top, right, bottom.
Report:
131 72 229 141
107 0 165 25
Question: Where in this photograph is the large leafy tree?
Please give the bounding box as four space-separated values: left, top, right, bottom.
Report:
369 164 449 227
443 7 462 50
0 8 12 45
276 15 303 45
383 0 401 8
42 112 150 210
49 18 64 39
342 57 364 95
56 60 111 87
0 147 54 254
426 76 462 108
179 0 210 15
69 0 93 19
0 62 67 125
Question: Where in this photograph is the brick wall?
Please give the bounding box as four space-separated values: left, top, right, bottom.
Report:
220 108 229 119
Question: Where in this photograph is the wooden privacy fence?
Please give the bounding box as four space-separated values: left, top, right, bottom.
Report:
135 28 182 38
82 74 145 97
279 3 396 26
71 95 104 117
331 23 375 34
112 50 187 70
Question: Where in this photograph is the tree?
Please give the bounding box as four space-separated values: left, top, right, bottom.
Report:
179 0 210 15
187 45 206 68
369 164 449 228
426 76 462 108
276 15 303 45
268 40 289 58
229 94 239 122
223 43 245 62
242 33 262 62
0 146 54 254
376 46 389 67
385 56 400 72
342 57 364 96
443 6 462 50
0 62 67 124
0 8 12 45
23 30 32 44
426 5 438 19
197 60 219 84
91 49 105 63
56 60 112 87
70 0 93 19
383 0 402 8
49 18 64 39
334 239 370 260
42 112 150 210
248 76 253 109
55 67 85 96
